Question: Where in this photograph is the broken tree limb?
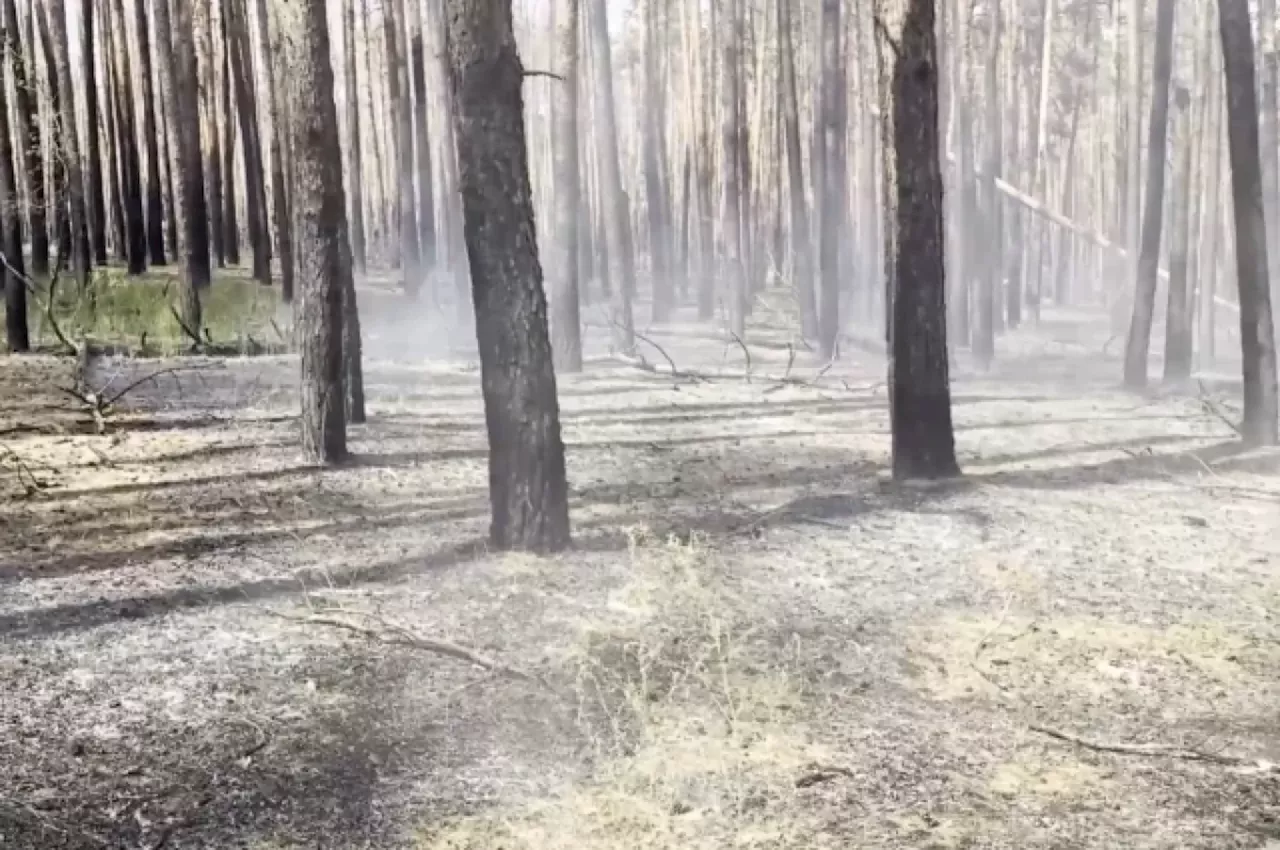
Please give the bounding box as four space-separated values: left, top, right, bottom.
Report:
1029 723 1253 766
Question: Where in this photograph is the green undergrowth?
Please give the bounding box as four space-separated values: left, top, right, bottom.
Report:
3 263 283 355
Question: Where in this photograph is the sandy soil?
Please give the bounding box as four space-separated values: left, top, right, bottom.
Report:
1 305 1278 849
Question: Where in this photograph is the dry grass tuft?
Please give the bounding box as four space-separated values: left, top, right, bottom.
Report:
418 530 829 850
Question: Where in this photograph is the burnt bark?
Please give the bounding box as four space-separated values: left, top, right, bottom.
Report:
45 1 90 290
884 0 960 480
343 0 366 273
6 0 45 277
779 0 814 339
1123 0 1176 389
0 0 26 351
444 0 571 552
227 0 270 281
220 0 239 265
155 0 211 336
255 0 294 301
107 0 146 273
135 0 168 265
406 0 436 274
1218 0 1280 445
82 0 108 265
278 0 350 463
385 0 422 295
551 0 583 372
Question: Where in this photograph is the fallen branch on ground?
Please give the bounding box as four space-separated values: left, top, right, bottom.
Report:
57 362 223 434
795 763 856 788
1197 380 1243 438
168 305 204 351
1029 723 1257 766
275 607 556 693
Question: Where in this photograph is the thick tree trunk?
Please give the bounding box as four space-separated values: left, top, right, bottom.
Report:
46 2 90 290
343 0 366 274
551 0 583 372
1123 0 1175 389
444 0 571 552
155 0 211 337
1218 0 1280 445
82 0 107 265
881 0 960 480
278 0 350 463
0 0 26 351
135 0 168 265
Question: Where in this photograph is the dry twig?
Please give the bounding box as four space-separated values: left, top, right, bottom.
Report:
1029 723 1252 766
728 330 752 383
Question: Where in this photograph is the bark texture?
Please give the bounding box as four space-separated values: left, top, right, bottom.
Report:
278 0 351 463
445 0 571 552
551 0 583 372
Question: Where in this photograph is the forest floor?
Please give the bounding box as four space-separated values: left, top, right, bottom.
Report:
1 297 1279 849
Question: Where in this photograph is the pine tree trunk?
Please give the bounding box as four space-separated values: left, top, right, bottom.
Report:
1163 87 1194 383
384 0 421 294
155 0 211 338
343 0 366 274
881 0 960 480
778 0 814 340
0 0 26 351
6 0 46 278
199 0 224 268
972 0 1001 367
1123 0 1175 389
277 0 349 463
1218 0 1280 445
644 0 671 323
444 0 571 552
82 0 108 265
406 0 436 275
227 0 270 282
551 0 583 372
817 0 843 359
107 0 146 273
101 0 127 264
220 1 239 266
46 2 91 290
135 0 168 265
587 0 636 353
254 0 294 301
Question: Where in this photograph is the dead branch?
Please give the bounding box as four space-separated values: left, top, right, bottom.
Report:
275 608 556 693
0 247 77 356
728 331 752 383
168 305 204 351
523 69 565 81
783 343 796 381
1029 723 1252 766
1197 380 1244 437
795 763 856 788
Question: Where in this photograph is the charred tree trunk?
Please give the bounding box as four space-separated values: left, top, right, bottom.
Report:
722 0 746 339
343 0 366 274
643 0 671 322
255 0 294 301
46 1 90 289
82 0 107 265
227 0 269 281
406 0 436 275
444 0 571 552
384 0 421 295
101 0 127 263
220 1 239 265
0 0 26 351
779 0 815 340
198 0 224 268
1218 0 1280 444
277 0 350 462
108 0 146 273
135 0 167 265
1123 0 1176 389
155 0 210 336
882 0 960 480
6 0 46 277
551 0 583 372
587 0 636 353
817 0 843 359
1163 86 1194 383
